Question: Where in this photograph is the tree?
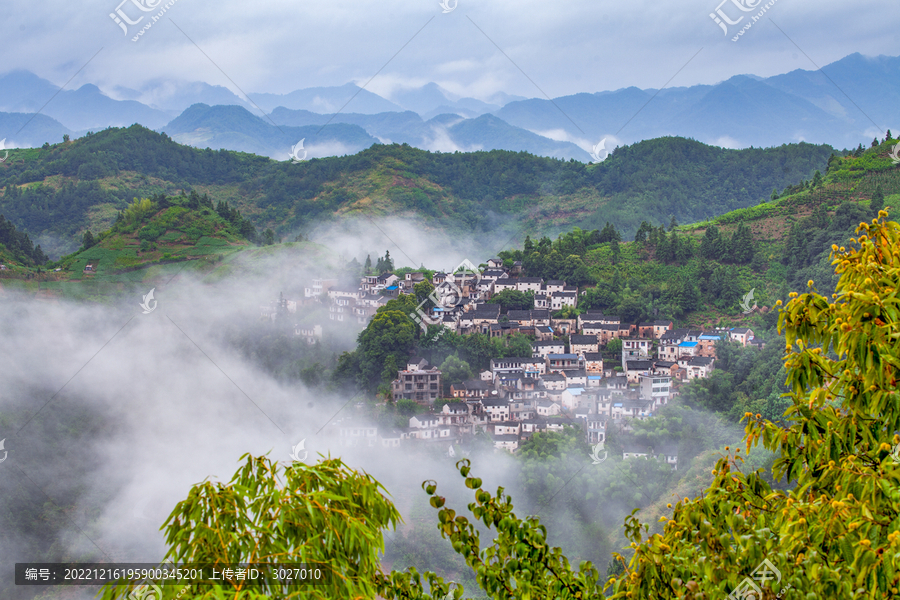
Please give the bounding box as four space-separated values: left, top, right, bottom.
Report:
62 134 70 143
396 398 420 417
811 169 823 187
700 224 724 260
353 310 417 390
729 222 755 264
82 230 95 249
634 221 653 243
606 337 622 354
492 289 535 313
364 254 373 274
262 229 276 245
99 455 404 600
439 353 474 395
605 210 900 598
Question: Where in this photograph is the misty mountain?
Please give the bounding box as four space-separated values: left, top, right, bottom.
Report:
161 103 378 159
496 53 900 149
0 70 172 131
443 113 591 160
123 79 251 113
390 82 502 118
0 112 74 150
249 83 404 114
268 107 589 157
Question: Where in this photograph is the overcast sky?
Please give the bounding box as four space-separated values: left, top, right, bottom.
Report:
4 1 899 103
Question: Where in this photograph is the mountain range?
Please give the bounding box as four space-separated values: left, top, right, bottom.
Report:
0 52 897 160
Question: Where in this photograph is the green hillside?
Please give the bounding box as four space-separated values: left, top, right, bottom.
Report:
0 125 836 258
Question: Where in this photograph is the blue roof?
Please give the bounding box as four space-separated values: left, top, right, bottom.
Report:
385 285 399 290
678 341 698 347
588 375 603 379
699 334 721 340
548 354 579 359
566 387 586 395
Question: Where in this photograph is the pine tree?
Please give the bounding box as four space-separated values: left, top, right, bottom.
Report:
82 230 95 249
364 254 372 274
523 235 534 254
812 170 823 187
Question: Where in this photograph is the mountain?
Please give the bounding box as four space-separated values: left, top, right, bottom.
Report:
249 83 404 114
443 114 591 160
389 82 502 118
496 53 900 150
0 71 172 131
124 79 251 113
267 107 589 157
161 104 379 159
0 112 73 149
0 126 838 258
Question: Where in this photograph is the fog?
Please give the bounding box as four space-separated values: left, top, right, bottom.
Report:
0 225 526 600
0 218 731 599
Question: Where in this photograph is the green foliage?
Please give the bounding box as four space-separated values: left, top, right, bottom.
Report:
98 455 402 600
492 289 535 313
396 398 421 417
439 354 474 395
381 459 603 600
607 211 900 598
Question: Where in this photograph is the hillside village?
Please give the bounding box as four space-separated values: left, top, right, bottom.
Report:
262 257 761 463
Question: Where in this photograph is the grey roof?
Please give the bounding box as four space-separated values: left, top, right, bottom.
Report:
562 369 588 378
482 397 510 407
731 327 752 334
689 356 715 366
625 360 654 371
583 352 604 361
570 334 599 345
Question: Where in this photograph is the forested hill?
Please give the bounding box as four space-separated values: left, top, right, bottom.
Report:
0 125 836 258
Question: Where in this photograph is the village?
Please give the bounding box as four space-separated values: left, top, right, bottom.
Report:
262 258 761 464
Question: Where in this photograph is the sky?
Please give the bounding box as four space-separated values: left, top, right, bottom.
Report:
3 0 898 105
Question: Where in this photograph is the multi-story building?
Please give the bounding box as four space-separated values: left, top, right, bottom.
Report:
391 359 442 402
